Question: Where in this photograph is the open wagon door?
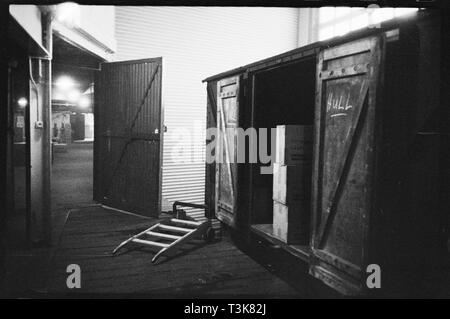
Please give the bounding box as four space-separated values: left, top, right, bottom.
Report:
94 58 163 217
215 76 240 227
310 36 385 295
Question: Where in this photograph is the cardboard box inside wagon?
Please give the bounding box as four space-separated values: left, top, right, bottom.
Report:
272 125 313 245
273 163 312 205
275 125 313 166
273 201 310 244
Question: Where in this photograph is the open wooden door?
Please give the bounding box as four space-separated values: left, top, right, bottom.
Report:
215 76 240 227
205 81 218 220
94 58 163 217
310 36 385 295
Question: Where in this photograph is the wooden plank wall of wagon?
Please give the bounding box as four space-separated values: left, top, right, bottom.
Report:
205 81 217 219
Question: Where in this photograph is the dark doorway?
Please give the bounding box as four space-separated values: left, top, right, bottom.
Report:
6 42 32 248
51 35 164 220
50 34 100 215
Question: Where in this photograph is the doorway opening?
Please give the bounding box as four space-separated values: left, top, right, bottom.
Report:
51 36 164 219
249 56 317 259
50 34 102 213
6 42 32 248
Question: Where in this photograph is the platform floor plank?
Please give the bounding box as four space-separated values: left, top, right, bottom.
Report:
45 207 301 297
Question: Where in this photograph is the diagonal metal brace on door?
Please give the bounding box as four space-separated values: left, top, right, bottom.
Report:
104 63 160 199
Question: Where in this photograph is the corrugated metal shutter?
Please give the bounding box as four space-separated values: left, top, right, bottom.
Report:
114 7 299 220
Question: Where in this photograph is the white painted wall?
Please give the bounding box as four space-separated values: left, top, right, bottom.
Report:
78 5 117 52
9 5 43 47
53 4 117 61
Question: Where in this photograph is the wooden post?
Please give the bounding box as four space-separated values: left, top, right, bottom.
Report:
439 8 450 261
41 12 53 244
0 2 9 288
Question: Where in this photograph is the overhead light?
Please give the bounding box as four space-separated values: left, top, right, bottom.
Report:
53 91 65 100
78 96 91 109
55 2 81 27
56 75 75 91
17 97 28 108
67 90 81 103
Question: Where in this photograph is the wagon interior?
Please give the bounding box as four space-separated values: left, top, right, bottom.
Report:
249 56 317 256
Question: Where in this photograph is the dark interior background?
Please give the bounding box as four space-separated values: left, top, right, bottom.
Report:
251 58 316 225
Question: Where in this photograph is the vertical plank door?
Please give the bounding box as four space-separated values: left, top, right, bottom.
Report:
310 36 385 295
215 76 240 227
94 58 163 217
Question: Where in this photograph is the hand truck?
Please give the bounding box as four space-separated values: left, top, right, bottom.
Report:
112 201 215 263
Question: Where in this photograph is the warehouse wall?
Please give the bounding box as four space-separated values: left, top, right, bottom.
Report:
9 5 43 48
115 7 299 219
78 5 116 52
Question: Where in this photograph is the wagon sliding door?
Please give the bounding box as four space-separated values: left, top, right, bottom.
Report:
215 76 240 227
310 36 384 295
94 58 163 217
